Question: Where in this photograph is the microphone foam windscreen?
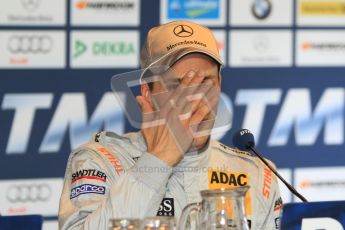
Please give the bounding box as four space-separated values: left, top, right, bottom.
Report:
232 129 255 151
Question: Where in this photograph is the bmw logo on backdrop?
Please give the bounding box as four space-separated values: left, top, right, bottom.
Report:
252 0 272 20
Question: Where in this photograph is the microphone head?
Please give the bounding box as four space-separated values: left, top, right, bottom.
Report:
232 129 255 151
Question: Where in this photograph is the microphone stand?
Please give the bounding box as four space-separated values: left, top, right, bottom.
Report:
248 145 308 203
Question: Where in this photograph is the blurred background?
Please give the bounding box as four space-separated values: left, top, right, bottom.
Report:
1 0 345 228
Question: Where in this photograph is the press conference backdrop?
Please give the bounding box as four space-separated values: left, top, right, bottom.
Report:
1 0 345 228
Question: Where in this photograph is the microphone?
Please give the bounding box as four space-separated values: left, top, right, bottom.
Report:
232 129 308 203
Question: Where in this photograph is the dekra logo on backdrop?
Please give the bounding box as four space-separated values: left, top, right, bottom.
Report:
73 40 135 58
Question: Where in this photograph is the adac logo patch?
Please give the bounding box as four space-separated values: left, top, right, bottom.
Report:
157 198 174 216
209 171 248 187
208 170 252 215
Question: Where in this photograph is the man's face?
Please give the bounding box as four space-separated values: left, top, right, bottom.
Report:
143 53 221 151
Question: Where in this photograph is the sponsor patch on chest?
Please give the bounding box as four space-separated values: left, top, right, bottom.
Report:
208 170 252 215
209 171 248 187
157 198 174 216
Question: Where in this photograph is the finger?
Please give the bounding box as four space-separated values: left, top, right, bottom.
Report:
166 70 195 100
175 70 207 101
181 70 197 86
189 86 220 125
178 79 214 116
189 103 211 126
137 95 164 128
166 70 201 108
189 79 215 112
189 104 216 138
165 111 194 153
160 71 212 127
170 83 215 126
136 95 154 113
156 70 196 116
190 119 215 138
187 70 206 86
158 70 207 114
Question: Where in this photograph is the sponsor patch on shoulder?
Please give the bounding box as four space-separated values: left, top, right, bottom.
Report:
97 147 123 175
262 167 273 199
71 169 107 183
70 184 105 199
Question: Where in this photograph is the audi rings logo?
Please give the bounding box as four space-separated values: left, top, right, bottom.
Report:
173 25 193 37
6 184 52 203
7 35 54 54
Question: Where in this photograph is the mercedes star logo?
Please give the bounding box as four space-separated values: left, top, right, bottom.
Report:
173 25 193 37
21 0 40 11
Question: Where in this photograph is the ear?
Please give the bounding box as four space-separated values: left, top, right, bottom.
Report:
140 83 152 103
218 73 222 87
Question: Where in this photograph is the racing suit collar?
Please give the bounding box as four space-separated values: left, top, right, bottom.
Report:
173 139 211 174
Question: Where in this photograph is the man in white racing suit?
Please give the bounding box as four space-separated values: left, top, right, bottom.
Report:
59 20 283 229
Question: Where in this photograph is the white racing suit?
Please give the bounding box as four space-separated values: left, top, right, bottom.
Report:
59 131 283 229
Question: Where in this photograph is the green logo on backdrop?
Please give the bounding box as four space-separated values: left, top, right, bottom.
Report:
73 39 135 59
73 40 87 58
